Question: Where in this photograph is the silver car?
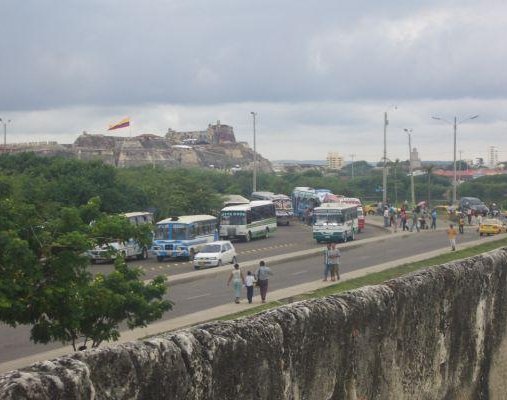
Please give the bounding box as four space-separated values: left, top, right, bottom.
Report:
193 241 237 270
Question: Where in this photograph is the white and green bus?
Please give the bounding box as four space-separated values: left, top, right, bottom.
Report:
219 200 277 242
312 203 358 243
152 215 218 261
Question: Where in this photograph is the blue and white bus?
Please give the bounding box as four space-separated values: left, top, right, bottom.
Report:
219 201 277 241
291 187 332 219
152 215 218 262
312 203 358 243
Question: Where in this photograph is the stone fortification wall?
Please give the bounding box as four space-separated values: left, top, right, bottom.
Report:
2 249 507 399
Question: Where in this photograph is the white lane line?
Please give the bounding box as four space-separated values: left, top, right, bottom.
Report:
185 293 211 300
291 270 308 276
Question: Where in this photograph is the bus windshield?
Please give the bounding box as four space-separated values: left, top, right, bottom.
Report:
221 211 247 225
154 223 189 240
314 212 344 224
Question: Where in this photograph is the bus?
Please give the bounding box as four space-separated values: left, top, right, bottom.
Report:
312 203 358 243
251 191 294 225
152 215 218 262
337 197 365 232
291 187 320 219
219 201 277 241
87 211 154 263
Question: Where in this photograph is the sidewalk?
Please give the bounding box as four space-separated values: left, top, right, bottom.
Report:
0 221 496 373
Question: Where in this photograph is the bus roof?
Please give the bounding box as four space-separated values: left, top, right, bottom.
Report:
156 215 216 225
123 211 153 219
314 203 357 211
251 191 275 199
221 200 273 212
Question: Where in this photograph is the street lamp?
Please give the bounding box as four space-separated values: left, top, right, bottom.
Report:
250 112 257 193
432 114 479 204
0 118 11 146
403 128 416 207
382 105 397 206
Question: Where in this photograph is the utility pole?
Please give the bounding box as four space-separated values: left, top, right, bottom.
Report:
382 112 388 206
250 112 257 193
404 129 416 207
350 154 355 181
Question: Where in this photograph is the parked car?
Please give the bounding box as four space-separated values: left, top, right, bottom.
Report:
363 203 378 215
193 241 237 269
479 219 506 236
459 197 489 215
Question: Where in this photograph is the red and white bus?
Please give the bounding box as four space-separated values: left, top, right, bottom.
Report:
338 197 365 232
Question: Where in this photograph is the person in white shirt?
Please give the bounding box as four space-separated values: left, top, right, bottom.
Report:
244 271 256 304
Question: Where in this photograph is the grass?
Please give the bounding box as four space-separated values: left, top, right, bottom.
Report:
217 236 507 322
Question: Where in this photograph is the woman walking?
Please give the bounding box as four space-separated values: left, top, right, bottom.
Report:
227 263 245 304
256 260 273 303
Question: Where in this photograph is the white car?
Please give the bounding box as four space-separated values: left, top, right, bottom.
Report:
193 241 237 270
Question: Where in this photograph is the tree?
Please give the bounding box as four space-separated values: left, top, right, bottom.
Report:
0 198 171 351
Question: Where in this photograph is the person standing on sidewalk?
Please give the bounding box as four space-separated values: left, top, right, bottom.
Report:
430 208 437 230
256 261 273 303
447 224 458 251
323 242 333 281
227 263 245 304
329 243 341 280
458 213 465 234
244 271 256 304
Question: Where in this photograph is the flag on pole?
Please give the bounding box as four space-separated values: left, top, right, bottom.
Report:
108 117 130 131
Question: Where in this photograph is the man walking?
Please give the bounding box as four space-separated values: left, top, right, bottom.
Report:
256 261 273 303
430 208 437 230
447 224 458 251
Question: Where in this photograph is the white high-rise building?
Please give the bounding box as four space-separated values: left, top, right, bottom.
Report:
488 146 498 168
327 152 344 170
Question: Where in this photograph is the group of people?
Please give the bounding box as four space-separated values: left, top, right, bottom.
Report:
383 203 438 233
226 260 273 304
226 242 343 304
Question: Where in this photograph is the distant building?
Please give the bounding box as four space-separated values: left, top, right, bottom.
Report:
488 146 498 168
410 147 422 169
326 152 344 170
165 120 236 145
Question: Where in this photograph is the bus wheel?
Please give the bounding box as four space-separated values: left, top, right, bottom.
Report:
156 256 164 262
265 228 270 238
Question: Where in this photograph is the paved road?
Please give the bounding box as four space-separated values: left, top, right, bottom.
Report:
0 224 481 364
90 220 384 280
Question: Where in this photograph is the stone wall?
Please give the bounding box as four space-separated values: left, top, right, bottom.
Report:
2 249 507 399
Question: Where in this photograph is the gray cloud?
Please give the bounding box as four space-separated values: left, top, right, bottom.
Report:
0 0 505 162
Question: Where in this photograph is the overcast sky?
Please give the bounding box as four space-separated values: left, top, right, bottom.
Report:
1 0 505 162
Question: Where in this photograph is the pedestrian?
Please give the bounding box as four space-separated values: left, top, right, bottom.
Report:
383 207 390 227
227 263 245 304
447 224 458 251
399 208 406 231
410 208 420 232
323 243 333 281
458 213 465 234
244 270 256 304
467 208 473 225
430 208 437 230
256 260 273 303
329 243 341 280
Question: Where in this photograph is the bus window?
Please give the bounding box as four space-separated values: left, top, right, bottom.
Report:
172 224 188 240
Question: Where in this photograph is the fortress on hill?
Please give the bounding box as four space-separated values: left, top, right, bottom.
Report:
0 121 272 172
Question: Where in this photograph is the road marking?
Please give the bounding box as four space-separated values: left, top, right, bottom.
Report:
291 270 308 276
185 293 211 300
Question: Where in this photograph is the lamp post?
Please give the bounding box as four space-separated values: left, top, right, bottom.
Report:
0 118 11 146
432 115 478 204
403 128 416 207
250 112 257 193
382 106 397 206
